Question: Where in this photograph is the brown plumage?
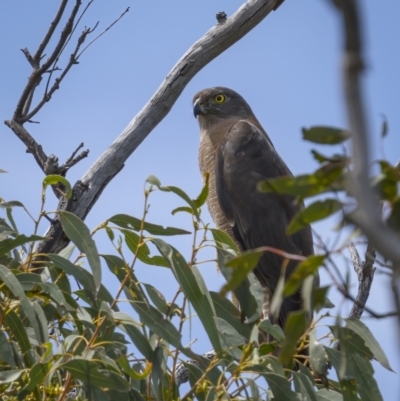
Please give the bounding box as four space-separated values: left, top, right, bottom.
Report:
193 87 318 328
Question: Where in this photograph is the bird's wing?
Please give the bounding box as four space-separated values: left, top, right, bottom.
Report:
215 120 315 325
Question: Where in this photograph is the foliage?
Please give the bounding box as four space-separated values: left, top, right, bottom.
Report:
0 128 396 400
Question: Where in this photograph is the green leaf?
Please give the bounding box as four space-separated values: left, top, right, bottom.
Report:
61 359 130 392
0 330 16 368
15 272 42 291
59 211 101 293
147 176 200 218
0 168 7 173
121 323 153 361
270 271 285 319
4 309 32 357
0 200 25 208
0 369 25 384
316 389 343 401
345 318 393 371
313 286 335 312
151 238 221 352
100 301 115 324
48 254 96 298
311 150 331 163
309 328 328 378
0 265 46 345
108 214 190 236
171 206 194 215
210 228 239 254
102 254 146 304
259 160 346 199
348 354 383 401
256 356 285 376
280 310 307 366
292 372 318 401
374 160 400 202
209 292 252 341
283 255 324 297
118 355 151 380
151 346 164 401
259 320 285 343
194 172 209 208
32 301 50 344
248 378 262 401
143 283 177 315
329 326 373 360
146 174 162 186
302 126 351 144
263 373 298 401
0 234 44 257
130 300 193 358
339 377 358 401
325 347 350 380
220 249 263 297
211 229 262 323
122 230 169 267
214 317 245 358
287 199 342 234
40 282 75 311
205 388 218 401
43 175 72 199
258 342 279 356
184 362 207 401
18 362 50 400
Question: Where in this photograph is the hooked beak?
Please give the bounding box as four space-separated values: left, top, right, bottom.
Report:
193 99 206 118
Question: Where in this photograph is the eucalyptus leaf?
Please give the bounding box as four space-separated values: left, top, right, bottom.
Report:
151 238 221 352
59 211 101 294
287 199 342 234
0 265 46 345
61 359 130 392
0 234 44 257
43 174 72 199
345 318 393 371
280 311 307 366
108 214 190 236
284 255 324 297
302 126 351 145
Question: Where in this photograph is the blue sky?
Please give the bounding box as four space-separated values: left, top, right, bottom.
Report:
1 0 399 398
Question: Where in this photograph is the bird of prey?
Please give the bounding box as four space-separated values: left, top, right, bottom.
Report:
193 87 318 328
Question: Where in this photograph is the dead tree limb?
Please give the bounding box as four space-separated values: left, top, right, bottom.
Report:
31 0 282 257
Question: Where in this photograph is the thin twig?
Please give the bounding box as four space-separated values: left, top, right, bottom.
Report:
44 0 96 95
33 0 69 65
14 0 82 121
77 7 130 58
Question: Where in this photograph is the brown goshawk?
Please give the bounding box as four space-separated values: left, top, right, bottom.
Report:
193 86 318 328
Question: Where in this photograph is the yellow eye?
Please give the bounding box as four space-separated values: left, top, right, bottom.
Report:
214 94 226 103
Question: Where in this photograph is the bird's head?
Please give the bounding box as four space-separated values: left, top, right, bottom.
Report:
193 87 254 130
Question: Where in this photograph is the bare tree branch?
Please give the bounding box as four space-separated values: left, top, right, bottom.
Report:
333 0 400 267
31 0 282 257
77 7 130 59
23 24 99 122
14 0 82 122
33 0 69 66
4 120 48 171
